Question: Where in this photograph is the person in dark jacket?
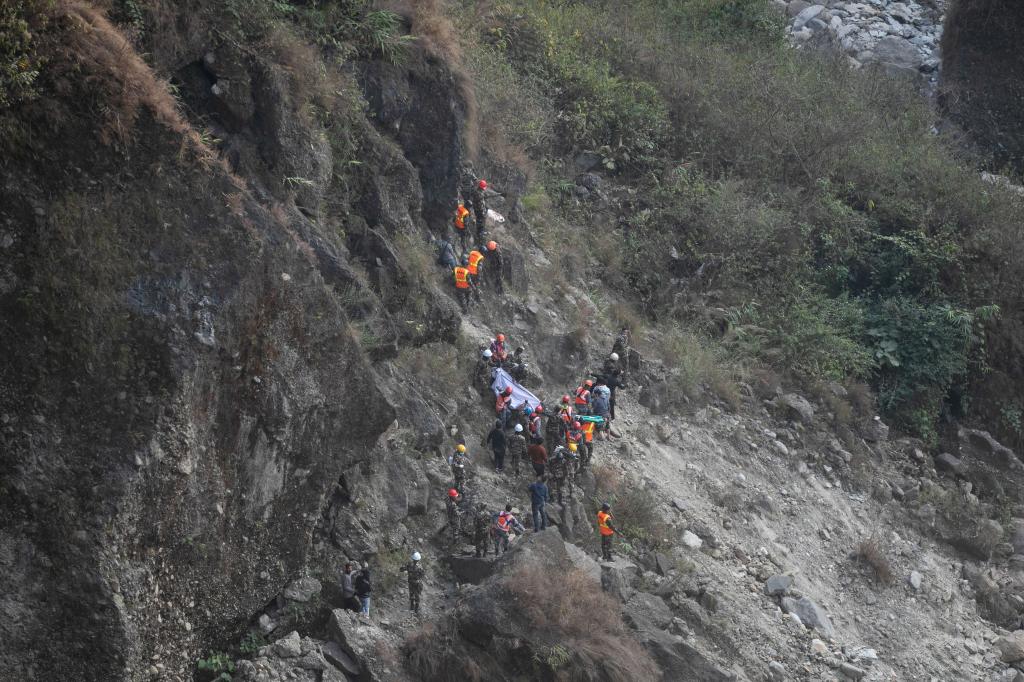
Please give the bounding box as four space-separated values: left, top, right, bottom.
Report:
485 419 507 472
354 567 372 616
471 179 489 244
527 439 548 477
527 475 549 531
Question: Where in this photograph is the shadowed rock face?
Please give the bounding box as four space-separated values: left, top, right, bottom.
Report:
941 0 1024 173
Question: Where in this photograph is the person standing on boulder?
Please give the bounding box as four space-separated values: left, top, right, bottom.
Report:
597 503 617 561
528 475 549 532
453 257 475 312
354 566 372 617
508 423 527 477
341 562 360 612
527 438 547 477
450 444 470 494
472 503 491 558
485 419 507 472
485 240 504 294
401 552 425 614
445 488 464 544
471 179 489 244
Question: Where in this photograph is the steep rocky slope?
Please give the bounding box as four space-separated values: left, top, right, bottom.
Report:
4 2 1024 682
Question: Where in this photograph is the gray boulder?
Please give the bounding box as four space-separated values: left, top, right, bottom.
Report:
272 631 303 658
935 452 966 476
871 36 923 73
283 577 322 603
765 574 794 597
996 631 1024 663
564 541 602 582
775 394 815 423
600 557 642 602
782 596 835 639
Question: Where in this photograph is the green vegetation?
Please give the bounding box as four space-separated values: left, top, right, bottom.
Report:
456 0 1024 442
197 651 234 681
0 1 47 108
239 631 267 656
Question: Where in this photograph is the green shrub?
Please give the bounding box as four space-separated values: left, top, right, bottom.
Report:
0 1 47 108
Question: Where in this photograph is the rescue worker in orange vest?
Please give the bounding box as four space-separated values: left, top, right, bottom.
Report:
574 379 594 415
493 503 525 555
489 333 508 363
453 200 471 254
453 256 475 312
467 248 485 288
567 421 584 451
597 502 616 561
485 240 504 295
580 419 596 468
556 395 574 442
496 386 514 430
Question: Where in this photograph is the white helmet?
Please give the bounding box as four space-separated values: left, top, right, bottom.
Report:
483 349 492 358
412 552 421 562
514 423 523 433
609 352 619 362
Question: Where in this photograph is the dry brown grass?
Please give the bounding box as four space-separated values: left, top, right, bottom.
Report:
503 565 660 681
856 535 894 586
405 618 485 682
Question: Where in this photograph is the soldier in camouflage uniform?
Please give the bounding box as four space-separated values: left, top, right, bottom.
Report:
508 423 528 477
548 445 569 505
472 503 491 558
563 442 580 501
401 553 426 614
450 445 469 495
445 488 464 544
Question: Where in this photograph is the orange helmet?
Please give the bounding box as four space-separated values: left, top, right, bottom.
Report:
573 421 582 429
479 179 487 190
584 380 594 388
487 240 497 251
562 395 570 404
504 386 513 396
497 333 505 342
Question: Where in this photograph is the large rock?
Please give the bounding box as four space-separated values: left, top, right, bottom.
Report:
765 574 794 597
283 577 322 603
328 609 394 681
775 394 815 423
782 596 835 639
235 635 348 682
600 557 642 602
934 452 966 476
792 4 825 29
564 541 602 582
995 631 1024 663
870 36 923 74
447 556 496 585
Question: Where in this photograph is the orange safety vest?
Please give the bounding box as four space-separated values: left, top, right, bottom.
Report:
454 204 469 230
574 387 590 406
468 250 484 275
454 266 470 289
559 405 574 423
496 393 511 412
496 512 511 532
582 421 595 443
597 511 614 536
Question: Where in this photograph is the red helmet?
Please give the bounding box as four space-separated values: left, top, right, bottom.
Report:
535 405 543 413
573 421 582 429
561 394 570 403
479 179 487 190
448 488 459 498
487 240 497 251
504 386 513 396
584 380 594 388
497 333 505 342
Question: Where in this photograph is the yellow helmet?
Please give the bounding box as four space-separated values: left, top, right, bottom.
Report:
456 444 466 453
568 442 578 452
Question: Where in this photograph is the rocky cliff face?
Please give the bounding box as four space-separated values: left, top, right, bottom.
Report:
5 3 1024 682
0 3 461 679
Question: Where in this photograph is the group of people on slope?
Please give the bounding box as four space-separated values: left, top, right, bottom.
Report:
433 167 505 310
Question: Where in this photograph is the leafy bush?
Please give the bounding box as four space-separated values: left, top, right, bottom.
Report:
0 1 46 108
